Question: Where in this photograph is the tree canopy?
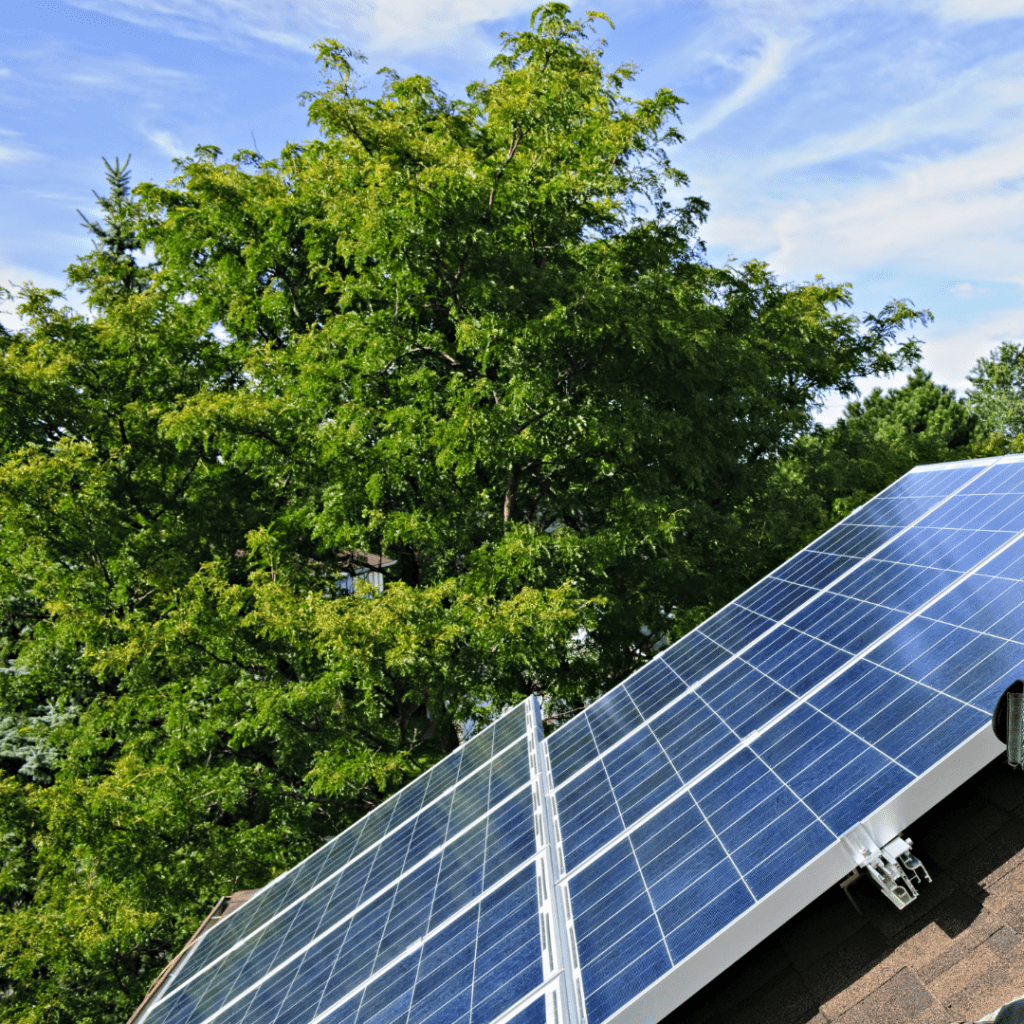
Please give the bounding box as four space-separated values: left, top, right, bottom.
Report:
967 341 1024 440
0 6 941 1021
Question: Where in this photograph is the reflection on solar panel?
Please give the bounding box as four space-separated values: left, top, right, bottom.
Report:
137 455 1024 1024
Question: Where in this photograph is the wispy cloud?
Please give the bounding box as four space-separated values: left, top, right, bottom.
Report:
0 261 80 332
0 141 43 164
926 306 1024 389
141 126 187 158
951 283 989 299
706 0 1024 26
686 33 798 140
926 0 1024 22
65 54 197 92
66 0 537 58
763 136 1024 282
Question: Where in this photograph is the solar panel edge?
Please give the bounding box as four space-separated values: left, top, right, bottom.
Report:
530 696 588 1024
689 456 995 642
595 721 1005 1024
545 455 1015 800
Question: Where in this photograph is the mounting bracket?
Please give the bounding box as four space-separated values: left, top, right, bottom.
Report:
840 830 931 912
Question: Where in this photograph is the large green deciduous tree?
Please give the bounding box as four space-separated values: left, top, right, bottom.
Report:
0 7 930 1020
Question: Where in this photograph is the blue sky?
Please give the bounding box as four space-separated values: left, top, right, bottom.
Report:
3 0 1024 423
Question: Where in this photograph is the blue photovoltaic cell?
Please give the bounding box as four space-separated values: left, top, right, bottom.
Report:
222 861 545 1024
553 456 1024 1024
141 704 545 1024
505 996 547 1024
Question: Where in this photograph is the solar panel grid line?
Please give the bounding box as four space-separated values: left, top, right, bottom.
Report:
658 617 995 823
734 514 1024 759
150 828 367 1004
552 664 830 890
146 774 527 1023
599 813 858 1024
301 854 543 1024
548 463 994 798
651 686 840 861
729 599 990 730
146 729 531 1015
348 742 474 1024
465 878 486 1024
598 709 1007 1024
333 704 544 1024
625 688 760 901
648 476 1024 783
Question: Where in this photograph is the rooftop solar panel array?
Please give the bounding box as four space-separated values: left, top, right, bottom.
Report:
139 702 560 1024
137 455 1024 1024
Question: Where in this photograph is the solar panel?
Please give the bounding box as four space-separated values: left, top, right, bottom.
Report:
546 454 1024 1024
137 454 1024 1024
138 701 566 1024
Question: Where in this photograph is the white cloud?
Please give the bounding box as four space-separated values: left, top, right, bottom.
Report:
0 262 80 332
699 130 1024 290
951 283 989 299
686 33 798 140
925 306 1024 389
927 0 1024 22
65 55 196 92
0 68 11 78
141 126 187 158
756 54 1024 179
0 142 43 164
706 0 1024 25
66 0 538 58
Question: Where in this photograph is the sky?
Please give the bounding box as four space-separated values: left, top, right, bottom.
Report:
3 0 1024 423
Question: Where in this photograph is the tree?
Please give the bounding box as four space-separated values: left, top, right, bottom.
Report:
0 7 930 1020
966 341 1024 440
726 368 978 581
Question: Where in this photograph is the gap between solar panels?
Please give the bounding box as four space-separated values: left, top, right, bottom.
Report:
132 454 1024 1024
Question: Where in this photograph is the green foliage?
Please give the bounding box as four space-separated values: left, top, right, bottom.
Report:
0 6 935 1019
843 366 975 451
724 368 982 583
966 341 1024 440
